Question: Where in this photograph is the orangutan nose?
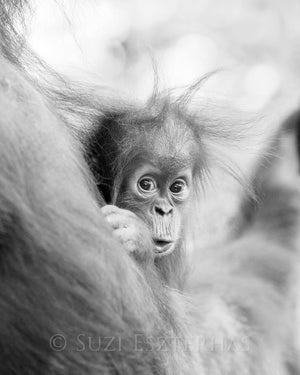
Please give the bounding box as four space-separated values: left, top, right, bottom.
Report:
155 205 173 216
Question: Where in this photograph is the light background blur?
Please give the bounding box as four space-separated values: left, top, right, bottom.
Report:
28 0 300 110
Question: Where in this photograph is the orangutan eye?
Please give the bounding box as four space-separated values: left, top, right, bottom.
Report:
169 179 186 195
138 177 156 193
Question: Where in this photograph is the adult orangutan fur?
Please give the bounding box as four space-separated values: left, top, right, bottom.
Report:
0 1 300 374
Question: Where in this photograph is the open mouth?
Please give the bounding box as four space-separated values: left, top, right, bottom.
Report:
153 239 174 256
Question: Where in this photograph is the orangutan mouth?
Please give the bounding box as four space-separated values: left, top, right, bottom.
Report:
153 239 174 255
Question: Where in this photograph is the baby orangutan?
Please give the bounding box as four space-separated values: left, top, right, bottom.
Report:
96 110 201 273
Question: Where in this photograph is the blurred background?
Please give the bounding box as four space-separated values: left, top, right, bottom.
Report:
28 0 300 110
